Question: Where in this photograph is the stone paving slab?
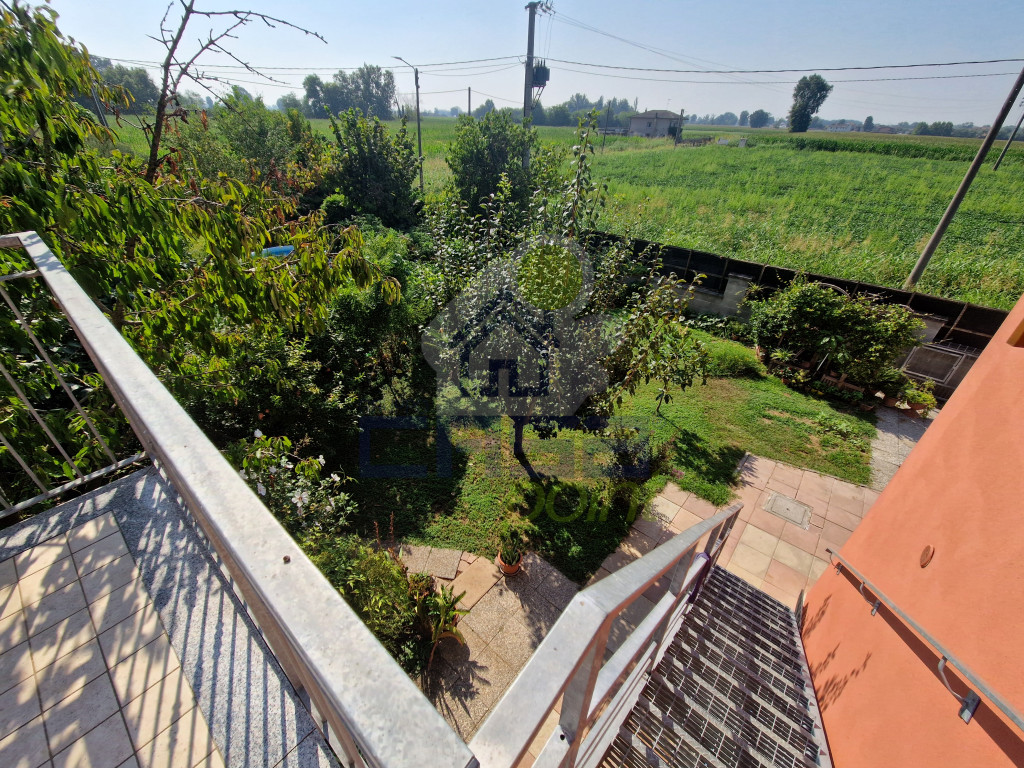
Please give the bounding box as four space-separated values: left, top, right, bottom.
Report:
870 405 935 490
450 557 502 610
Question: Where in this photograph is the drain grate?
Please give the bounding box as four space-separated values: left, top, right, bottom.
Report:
763 493 812 528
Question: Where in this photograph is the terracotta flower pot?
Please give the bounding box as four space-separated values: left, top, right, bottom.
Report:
497 552 522 575
882 396 898 407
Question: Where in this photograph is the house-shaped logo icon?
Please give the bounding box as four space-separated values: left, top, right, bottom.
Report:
422 238 611 423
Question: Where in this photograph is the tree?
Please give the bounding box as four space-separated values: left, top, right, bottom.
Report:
277 93 302 112
447 111 538 213
748 109 772 128
96 63 160 114
715 112 738 126
787 74 833 133
739 110 749 127
546 104 572 126
472 99 496 120
863 115 874 132
0 1 397 496
302 66 396 120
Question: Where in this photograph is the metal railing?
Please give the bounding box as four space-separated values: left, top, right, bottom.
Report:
826 547 1024 732
3 232 474 768
471 504 741 768
0 233 144 518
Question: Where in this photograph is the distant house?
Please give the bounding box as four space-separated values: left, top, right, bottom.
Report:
628 110 681 138
827 122 854 132
873 125 896 134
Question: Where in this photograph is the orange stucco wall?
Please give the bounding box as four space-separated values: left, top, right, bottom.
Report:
802 295 1024 767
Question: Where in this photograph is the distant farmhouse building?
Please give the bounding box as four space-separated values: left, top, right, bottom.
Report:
628 110 681 138
827 122 855 132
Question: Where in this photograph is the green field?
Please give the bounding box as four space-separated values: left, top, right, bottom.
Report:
103 117 1024 308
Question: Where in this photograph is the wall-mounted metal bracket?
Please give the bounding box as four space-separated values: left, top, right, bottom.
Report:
857 582 881 615
938 656 981 723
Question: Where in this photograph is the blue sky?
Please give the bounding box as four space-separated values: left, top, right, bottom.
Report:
49 0 1024 125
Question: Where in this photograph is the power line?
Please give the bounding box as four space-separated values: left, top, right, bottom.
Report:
544 56 1024 75
472 90 520 105
99 54 520 72
551 65 1021 86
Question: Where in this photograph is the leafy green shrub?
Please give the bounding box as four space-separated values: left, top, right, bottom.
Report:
322 109 419 229
310 536 426 671
446 110 538 213
748 280 924 386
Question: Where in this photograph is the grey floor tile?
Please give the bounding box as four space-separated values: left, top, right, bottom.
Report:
0 676 41 740
80 556 140 605
35 639 108 710
72 533 129 579
28 609 96 672
88 578 150 634
16 539 71 580
23 583 88 638
65 514 120 555
0 640 34 695
51 712 134 768
0 712 49 768
42 673 120 754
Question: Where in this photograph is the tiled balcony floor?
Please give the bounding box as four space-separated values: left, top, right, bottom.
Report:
0 469 338 768
0 513 222 768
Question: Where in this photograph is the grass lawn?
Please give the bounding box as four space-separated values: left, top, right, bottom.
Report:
345 334 875 582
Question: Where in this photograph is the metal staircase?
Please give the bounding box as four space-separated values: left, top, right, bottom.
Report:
598 567 833 768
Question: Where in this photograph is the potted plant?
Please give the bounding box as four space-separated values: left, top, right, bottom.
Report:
875 367 908 408
496 521 525 575
904 380 937 417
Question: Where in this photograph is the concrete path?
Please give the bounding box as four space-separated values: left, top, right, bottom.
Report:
397 546 577 745
870 405 935 490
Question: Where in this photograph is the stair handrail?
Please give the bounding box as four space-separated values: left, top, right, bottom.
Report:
471 503 741 768
826 547 1024 732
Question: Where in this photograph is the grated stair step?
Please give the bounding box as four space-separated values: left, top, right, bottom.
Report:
599 566 831 768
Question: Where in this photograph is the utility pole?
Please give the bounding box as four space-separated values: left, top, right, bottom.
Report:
468 87 471 117
522 1 540 170
601 101 611 152
903 65 1024 291
394 56 424 194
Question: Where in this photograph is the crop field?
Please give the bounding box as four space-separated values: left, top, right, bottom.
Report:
101 116 1024 308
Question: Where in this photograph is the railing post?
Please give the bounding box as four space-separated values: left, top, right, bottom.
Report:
559 626 611 767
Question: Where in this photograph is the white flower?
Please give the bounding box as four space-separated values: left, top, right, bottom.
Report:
280 457 293 468
269 466 278 475
317 455 326 466
239 470 248 480
254 429 263 438
291 490 309 507
330 473 341 483
257 482 266 497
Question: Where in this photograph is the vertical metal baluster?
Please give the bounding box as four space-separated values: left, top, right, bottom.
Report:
0 284 117 463
0 483 12 511
0 358 84 478
0 429 48 492
560 629 610 767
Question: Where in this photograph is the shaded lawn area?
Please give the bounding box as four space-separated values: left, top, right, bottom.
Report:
344 340 875 582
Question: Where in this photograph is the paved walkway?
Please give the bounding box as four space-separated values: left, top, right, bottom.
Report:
870 405 935 490
398 545 577 745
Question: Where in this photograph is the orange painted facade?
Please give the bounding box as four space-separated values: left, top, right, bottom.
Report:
801 296 1024 767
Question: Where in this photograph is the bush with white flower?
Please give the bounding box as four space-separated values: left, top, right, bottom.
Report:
228 431 356 544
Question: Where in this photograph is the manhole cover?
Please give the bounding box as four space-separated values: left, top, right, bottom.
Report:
763 492 812 528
